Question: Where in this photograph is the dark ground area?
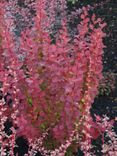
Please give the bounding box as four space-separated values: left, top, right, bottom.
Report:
4 0 117 155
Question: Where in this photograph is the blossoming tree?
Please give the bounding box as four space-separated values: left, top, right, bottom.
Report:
0 0 116 155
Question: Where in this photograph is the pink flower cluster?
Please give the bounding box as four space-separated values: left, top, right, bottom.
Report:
0 0 116 155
